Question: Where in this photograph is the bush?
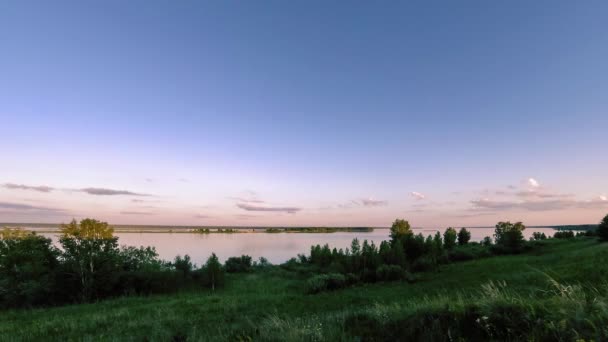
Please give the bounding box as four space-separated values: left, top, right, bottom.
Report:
305 273 347 294
225 255 252 273
553 230 575 239
376 264 406 281
411 255 436 272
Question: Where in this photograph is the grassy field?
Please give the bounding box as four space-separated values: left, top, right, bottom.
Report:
1 238 607 341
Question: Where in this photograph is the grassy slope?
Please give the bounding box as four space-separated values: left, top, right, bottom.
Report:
1 238 606 341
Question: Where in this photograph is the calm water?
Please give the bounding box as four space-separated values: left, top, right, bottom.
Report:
39 227 558 264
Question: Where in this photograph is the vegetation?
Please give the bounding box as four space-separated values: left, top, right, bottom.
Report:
2 215 608 340
457 227 471 245
266 227 374 233
193 228 240 234
598 213 608 241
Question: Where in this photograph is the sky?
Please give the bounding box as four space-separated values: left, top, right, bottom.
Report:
1 1 607 227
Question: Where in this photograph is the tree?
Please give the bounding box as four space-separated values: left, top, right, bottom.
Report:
457 228 471 246
0 229 60 307
173 255 193 277
494 221 525 251
225 255 252 273
59 218 119 301
443 227 457 250
390 219 412 242
202 253 224 291
598 214 608 242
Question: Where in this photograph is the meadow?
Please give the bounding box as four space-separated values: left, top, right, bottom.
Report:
1 236 607 341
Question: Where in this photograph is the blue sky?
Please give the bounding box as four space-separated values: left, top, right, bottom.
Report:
1 1 607 227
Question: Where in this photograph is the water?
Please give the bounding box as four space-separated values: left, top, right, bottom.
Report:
37 227 558 264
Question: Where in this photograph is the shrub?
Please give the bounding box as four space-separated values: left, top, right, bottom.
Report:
224 255 252 273
305 273 347 294
376 264 406 281
457 228 471 246
411 255 436 272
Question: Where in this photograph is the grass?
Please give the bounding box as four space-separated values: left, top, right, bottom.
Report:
1 238 607 341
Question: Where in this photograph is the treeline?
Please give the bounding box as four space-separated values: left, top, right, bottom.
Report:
292 219 604 294
0 219 234 308
2 214 607 308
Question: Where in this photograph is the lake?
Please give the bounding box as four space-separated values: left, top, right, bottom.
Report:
38 227 558 264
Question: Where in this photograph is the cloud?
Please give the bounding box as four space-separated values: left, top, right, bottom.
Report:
0 201 65 212
411 192 425 200
361 198 388 207
235 214 259 219
527 178 540 188
470 197 608 212
229 197 265 204
194 214 212 219
120 211 155 215
507 185 517 190
3 183 54 193
178 178 189 183
515 191 573 199
336 198 388 209
80 188 149 196
600 195 607 202
236 203 301 214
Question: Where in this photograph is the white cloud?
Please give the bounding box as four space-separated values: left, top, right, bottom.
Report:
410 192 425 200
527 178 540 188
600 195 607 202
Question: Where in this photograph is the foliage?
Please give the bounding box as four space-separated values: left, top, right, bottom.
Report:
457 227 471 245
532 232 547 240
0 231 60 308
389 219 412 241
305 273 348 294
59 219 120 301
201 253 224 291
493 221 525 252
225 255 253 273
443 227 457 249
172 255 194 278
553 230 575 239
598 213 608 242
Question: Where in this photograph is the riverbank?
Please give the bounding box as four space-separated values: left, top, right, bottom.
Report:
1 238 606 341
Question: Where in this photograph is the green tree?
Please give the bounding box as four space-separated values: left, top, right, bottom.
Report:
202 253 224 291
390 219 412 242
59 219 119 301
598 214 608 242
443 227 457 249
0 229 60 307
494 221 526 250
173 255 193 277
457 228 471 245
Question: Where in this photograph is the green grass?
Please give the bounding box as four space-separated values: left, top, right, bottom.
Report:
1 238 607 341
